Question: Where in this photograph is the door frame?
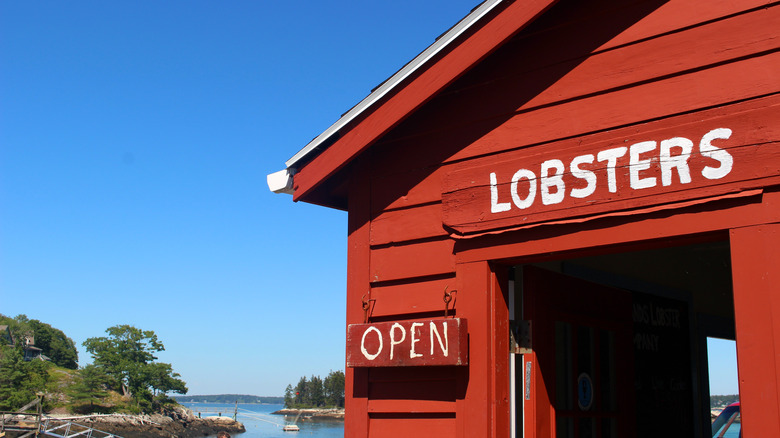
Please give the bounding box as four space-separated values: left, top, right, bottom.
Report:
453 190 780 437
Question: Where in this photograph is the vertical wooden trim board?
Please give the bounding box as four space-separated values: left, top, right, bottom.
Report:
730 223 780 436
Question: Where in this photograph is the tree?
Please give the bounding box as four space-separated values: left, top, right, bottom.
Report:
283 384 294 408
147 362 187 396
323 370 345 408
285 370 345 408
68 364 111 408
0 314 79 369
309 375 324 407
0 314 33 345
83 325 187 410
0 343 50 411
28 319 79 369
293 376 308 407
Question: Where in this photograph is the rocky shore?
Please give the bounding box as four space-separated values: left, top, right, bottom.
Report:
272 407 344 421
46 407 245 438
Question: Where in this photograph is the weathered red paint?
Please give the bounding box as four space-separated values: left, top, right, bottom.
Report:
347 318 468 367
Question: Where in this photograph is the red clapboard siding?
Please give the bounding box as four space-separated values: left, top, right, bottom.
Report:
360 4 778 173
370 166 444 213
369 366 460 382
380 4 779 149
370 239 455 283
601 0 779 51
368 416 456 438
371 203 447 245
446 7 779 128
364 16 777 212
369 276 455 317
443 98 780 234
369 377 458 401
447 52 780 163
368 399 455 414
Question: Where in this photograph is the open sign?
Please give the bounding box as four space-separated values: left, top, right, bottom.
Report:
347 318 468 367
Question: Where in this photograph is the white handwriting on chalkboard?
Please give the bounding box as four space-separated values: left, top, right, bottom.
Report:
633 303 681 329
634 332 660 352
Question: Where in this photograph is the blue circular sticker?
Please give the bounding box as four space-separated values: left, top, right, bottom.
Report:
577 373 594 411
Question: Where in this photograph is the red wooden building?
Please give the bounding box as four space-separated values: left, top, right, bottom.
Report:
268 0 779 436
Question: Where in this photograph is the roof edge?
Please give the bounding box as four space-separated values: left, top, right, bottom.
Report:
283 0 506 170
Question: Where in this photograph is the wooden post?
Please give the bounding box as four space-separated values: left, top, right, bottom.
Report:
456 260 510 438
730 223 780 435
345 156 371 437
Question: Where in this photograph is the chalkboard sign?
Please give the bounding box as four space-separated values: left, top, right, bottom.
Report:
632 292 692 438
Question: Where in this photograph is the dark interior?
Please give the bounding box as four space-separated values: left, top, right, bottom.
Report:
516 239 735 437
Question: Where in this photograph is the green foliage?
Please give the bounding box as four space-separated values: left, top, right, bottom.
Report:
309 375 324 407
146 362 187 395
0 314 33 345
68 364 111 409
83 325 187 412
710 394 739 408
0 314 79 369
284 384 294 408
0 343 51 411
323 370 345 408
28 319 79 369
284 370 345 409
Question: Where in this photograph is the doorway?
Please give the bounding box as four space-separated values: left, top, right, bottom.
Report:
510 239 736 438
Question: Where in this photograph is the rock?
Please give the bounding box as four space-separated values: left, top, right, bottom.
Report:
57 409 245 438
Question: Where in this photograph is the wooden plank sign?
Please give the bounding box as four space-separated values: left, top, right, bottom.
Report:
347 318 468 367
442 99 780 235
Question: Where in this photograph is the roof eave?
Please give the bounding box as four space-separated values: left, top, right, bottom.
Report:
267 0 506 196
284 0 506 171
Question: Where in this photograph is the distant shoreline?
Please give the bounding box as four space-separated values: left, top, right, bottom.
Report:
183 401 279 404
272 408 345 421
174 395 284 404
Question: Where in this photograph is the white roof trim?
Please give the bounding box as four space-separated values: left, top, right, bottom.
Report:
267 168 294 194
284 0 505 169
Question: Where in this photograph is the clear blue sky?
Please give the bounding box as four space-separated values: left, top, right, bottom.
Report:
0 0 482 397
1 1 738 397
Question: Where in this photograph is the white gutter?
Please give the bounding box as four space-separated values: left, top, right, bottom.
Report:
268 0 505 194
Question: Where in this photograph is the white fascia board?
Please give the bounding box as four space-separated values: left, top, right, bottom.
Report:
284 0 505 170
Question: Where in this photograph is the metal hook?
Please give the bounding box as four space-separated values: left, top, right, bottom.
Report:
362 292 375 323
444 287 457 318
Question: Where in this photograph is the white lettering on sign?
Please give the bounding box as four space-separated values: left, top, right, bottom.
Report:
389 323 406 360
700 128 734 179
490 172 510 213
360 326 382 360
430 321 448 357
489 128 734 213
410 322 424 358
347 318 468 367
360 321 450 361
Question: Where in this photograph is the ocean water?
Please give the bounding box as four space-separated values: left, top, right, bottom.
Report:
180 403 344 438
